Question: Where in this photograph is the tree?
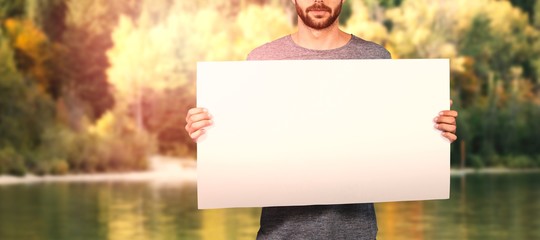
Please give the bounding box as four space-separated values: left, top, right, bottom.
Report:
0 1 24 20
384 0 540 167
0 32 55 172
510 0 536 23
47 0 139 127
344 1 388 45
107 1 293 157
535 0 540 28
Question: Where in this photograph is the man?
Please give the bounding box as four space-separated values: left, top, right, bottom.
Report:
185 0 458 239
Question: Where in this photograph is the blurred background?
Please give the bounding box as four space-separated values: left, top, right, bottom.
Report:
0 0 539 239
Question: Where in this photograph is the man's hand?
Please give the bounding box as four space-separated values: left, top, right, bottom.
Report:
434 100 458 143
185 107 213 142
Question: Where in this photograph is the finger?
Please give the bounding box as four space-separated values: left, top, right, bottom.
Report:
434 116 456 125
439 110 458 117
185 119 213 135
189 112 212 124
435 123 456 133
450 99 453 107
442 132 457 143
188 107 208 116
186 108 208 121
190 128 206 142
185 123 190 134
189 120 213 133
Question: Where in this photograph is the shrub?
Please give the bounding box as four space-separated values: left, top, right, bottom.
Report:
504 155 536 169
0 146 27 176
469 154 485 169
50 158 69 175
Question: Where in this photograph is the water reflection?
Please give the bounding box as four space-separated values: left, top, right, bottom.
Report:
0 173 539 240
376 173 540 240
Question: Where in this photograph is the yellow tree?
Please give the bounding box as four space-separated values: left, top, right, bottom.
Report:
343 1 388 47
107 1 292 156
385 0 459 59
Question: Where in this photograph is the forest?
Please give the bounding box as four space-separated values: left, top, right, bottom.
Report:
1 0 539 175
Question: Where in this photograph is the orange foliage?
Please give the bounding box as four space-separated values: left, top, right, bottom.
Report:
451 57 481 107
4 18 53 92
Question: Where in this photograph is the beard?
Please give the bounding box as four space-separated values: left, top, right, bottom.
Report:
295 1 343 30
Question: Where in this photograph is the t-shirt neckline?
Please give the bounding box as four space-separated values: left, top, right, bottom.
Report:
286 34 355 52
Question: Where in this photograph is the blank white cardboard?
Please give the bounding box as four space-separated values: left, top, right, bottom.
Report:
197 59 450 209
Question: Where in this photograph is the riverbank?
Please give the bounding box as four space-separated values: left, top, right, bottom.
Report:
2 160 540 185
450 167 540 176
0 155 197 186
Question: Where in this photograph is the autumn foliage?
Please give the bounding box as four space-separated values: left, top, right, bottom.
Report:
1 0 540 175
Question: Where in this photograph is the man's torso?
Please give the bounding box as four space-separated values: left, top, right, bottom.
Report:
248 34 390 240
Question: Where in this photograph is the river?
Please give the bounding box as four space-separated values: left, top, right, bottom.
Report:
0 159 539 240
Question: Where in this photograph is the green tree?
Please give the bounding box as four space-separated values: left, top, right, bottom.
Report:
0 0 24 20
510 0 536 23
385 0 540 167
378 0 403 8
535 0 540 27
0 30 55 172
0 0 152 175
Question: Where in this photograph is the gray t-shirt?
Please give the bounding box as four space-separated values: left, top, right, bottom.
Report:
248 34 390 60
247 34 391 240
